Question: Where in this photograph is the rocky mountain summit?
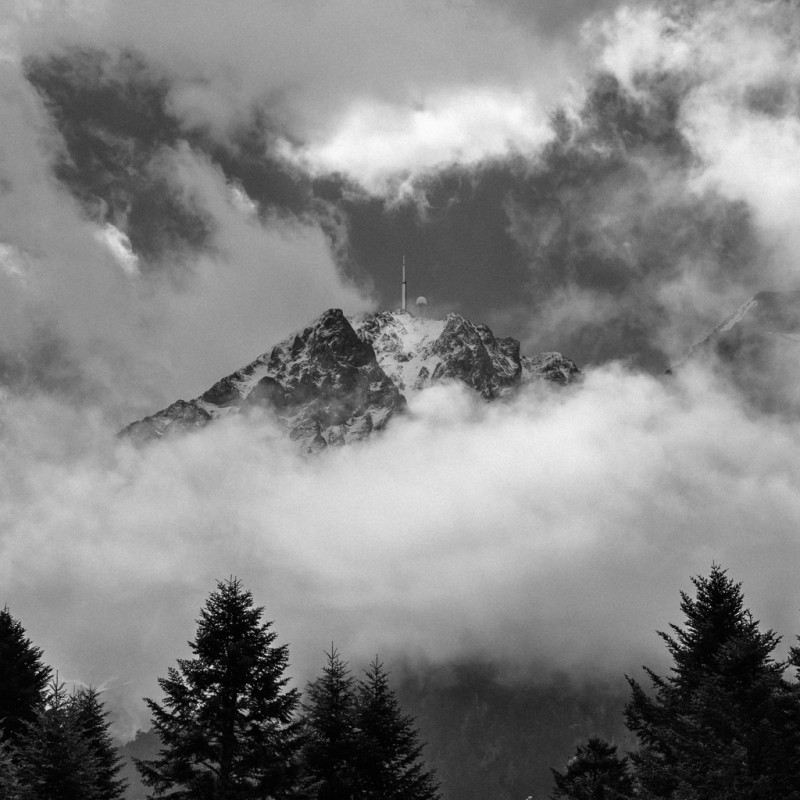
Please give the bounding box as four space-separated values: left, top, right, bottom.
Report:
122 309 580 450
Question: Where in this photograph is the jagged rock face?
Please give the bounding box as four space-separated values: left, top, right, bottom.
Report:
431 315 521 399
124 399 211 445
122 309 405 450
351 310 445 393
241 309 404 446
352 310 578 399
121 308 579 450
521 353 581 386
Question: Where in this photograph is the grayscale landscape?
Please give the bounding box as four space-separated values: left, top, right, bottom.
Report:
2 1 800 798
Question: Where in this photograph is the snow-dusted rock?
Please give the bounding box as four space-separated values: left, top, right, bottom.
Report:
121 308 579 450
352 310 579 398
521 352 581 386
123 399 212 445
121 309 404 451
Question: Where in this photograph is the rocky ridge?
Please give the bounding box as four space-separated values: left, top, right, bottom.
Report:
671 290 800 370
122 309 580 450
669 289 800 411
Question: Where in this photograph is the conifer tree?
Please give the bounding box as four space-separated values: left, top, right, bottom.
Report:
70 687 127 799
14 679 100 800
550 737 632 800
136 577 302 799
0 607 51 743
0 737 21 799
625 565 800 799
354 658 439 800
300 647 358 800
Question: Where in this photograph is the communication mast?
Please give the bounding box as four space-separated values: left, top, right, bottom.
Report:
402 255 408 311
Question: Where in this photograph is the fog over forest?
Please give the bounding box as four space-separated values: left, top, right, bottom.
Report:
0 2 799 773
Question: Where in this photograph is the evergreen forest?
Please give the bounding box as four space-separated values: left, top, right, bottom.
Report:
2 566 800 800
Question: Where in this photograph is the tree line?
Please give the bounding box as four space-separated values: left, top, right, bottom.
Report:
3 565 800 799
0 578 439 800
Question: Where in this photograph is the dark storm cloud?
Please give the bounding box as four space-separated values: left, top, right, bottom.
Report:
17 0 582 136
317 68 761 371
25 39 764 374
20 0 728 374
23 47 316 269
10 0 800 399
489 0 633 35
333 0 800 372
0 46 370 417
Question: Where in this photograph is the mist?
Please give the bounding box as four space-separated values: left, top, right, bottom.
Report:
2 361 800 739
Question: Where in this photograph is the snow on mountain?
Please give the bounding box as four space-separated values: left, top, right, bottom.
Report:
521 352 582 386
351 311 447 394
121 308 580 450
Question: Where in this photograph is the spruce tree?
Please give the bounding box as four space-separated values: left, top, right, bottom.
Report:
354 658 439 800
0 737 21 799
14 679 100 800
625 565 800 799
300 647 358 799
550 737 632 800
0 607 51 743
70 687 127 799
136 577 302 799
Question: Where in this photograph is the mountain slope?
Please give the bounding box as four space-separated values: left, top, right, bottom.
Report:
677 290 800 364
671 289 800 411
122 309 580 450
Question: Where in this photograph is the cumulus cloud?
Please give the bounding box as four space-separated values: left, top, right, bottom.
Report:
279 87 552 195
11 0 607 186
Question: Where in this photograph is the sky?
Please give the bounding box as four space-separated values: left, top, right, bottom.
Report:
2 0 800 740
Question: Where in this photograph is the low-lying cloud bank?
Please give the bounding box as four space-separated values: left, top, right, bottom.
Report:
2 362 799 738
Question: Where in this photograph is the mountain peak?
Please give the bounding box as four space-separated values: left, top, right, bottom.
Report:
122 308 579 450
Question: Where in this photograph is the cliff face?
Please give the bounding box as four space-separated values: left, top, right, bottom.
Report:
122 309 580 450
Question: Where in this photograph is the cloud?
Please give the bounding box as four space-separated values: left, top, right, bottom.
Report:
2 360 800 740
13 0 607 185
95 223 139 275
498 0 800 368
595 0 800 281
0 51 371 419
279 87 552 195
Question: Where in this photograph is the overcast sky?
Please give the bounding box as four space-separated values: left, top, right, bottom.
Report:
2 0 800 740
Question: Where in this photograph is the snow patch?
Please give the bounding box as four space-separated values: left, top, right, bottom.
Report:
351 310 446 394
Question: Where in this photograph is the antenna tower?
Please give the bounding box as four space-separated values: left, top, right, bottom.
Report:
401 255 407 311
